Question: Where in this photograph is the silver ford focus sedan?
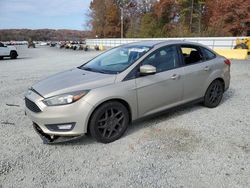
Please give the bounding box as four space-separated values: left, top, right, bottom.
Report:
25 40 230 144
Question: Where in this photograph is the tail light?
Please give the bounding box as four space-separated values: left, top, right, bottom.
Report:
224 59 231 66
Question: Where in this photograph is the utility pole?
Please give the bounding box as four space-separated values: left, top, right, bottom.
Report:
193 2 205 35
119 0 133 38
198 3 201 35
121 6 124 38
190 0 194 32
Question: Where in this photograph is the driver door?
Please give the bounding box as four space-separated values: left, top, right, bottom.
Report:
135 45 184 117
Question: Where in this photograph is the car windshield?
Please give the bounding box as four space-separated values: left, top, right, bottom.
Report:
79 45 151 74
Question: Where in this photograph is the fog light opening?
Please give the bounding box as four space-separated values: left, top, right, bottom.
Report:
57 124 73 130
45 122 75 132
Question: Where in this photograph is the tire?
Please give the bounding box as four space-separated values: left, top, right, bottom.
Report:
234 43 248 49
10 51 17 59
203 80 224 108
89 101 129 143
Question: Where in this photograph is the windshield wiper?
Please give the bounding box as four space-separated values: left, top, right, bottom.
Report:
80 67 98 72
80 67 113 74
96 69 113 74
99 68 120 74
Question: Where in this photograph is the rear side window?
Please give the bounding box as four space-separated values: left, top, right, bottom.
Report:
180 46 203 65
202 48 216 60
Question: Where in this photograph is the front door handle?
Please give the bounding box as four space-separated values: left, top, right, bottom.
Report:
204 66 210 71
171 74 180 80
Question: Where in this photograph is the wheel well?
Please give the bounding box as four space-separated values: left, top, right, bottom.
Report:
214 78 225 91
10 50 17 54
87 99 132 133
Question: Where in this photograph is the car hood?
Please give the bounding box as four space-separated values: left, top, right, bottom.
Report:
32 68 117 98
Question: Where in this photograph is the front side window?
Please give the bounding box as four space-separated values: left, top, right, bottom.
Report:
79 45 151 74
181 46 203 65
142 45 179 73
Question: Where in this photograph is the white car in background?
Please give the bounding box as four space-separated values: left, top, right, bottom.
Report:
0 42 18 60
39 42 48 46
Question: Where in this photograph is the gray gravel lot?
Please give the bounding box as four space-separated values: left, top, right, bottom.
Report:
0 46 250 188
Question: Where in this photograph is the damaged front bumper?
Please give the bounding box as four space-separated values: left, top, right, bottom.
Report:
33 123 84 144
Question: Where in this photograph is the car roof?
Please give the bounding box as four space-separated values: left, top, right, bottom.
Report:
123 40 205 48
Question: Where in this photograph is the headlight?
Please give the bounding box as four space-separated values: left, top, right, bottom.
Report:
25 88 32 97
43 90 89 106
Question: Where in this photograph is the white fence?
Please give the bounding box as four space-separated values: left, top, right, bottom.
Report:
86 37 247 49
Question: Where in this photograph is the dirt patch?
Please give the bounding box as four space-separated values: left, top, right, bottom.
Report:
139 127 200 154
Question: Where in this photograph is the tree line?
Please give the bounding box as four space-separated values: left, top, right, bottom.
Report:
88 0 250 38
0 29 91 41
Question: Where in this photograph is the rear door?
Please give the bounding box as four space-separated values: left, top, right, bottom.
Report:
135 45 184 117
179 45 212 101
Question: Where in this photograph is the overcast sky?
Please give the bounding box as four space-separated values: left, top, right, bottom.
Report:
0 0 92 30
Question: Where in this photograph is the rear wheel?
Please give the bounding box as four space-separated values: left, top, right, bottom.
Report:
10 51 17 59
204 80 224 108
234 43 248 49
89 101 129 143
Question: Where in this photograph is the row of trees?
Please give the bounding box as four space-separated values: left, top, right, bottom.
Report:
0 29 91 41
88 0 250 38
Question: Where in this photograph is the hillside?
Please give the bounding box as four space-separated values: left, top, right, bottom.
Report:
0 29 91 41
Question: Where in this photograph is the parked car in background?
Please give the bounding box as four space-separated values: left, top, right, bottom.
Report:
0 42 18 59
39 42 48 46
25 40 230 144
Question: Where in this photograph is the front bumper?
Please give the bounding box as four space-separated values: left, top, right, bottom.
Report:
25 90 94 142
33 123 84 144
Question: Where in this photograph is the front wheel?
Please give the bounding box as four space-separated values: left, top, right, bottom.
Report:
89 101 129 143
203 80 224 108
10 51 17 59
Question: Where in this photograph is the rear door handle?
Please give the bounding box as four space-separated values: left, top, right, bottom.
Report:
204 66 210 71
171 74 180 80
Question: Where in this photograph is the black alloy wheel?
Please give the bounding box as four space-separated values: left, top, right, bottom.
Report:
89 101 129 143
204 80 224 108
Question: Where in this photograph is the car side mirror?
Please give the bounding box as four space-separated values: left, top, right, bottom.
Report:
139 65 156 75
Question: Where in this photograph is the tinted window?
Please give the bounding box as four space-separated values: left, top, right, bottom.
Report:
203 48 216 60
142 46 179 73
181 46 203 65
0 43 4 47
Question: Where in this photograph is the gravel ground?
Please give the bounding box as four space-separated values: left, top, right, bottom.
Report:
0 46 250 188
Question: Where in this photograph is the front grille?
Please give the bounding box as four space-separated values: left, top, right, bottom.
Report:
25 98 41 113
